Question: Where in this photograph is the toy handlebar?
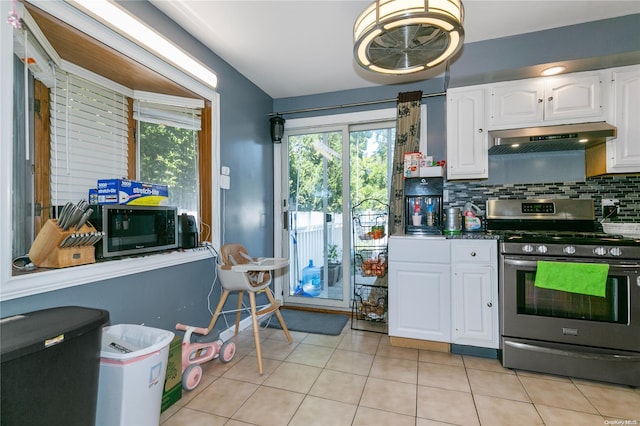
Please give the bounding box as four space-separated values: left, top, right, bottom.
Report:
175 323 209 336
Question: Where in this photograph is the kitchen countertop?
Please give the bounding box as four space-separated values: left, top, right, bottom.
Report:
445 232 500 240
393 232 500 240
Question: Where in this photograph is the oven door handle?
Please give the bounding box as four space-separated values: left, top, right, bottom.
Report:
502 257 640 270
504 340 640 362
502 258 537 267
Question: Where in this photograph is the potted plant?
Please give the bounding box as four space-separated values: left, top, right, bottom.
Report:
326 244 342 287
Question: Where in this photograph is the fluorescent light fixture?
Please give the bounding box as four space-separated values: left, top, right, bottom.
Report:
69 0 217 89
541 66 566 76
579 138 589 143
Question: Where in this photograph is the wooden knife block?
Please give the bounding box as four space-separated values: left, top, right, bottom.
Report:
28 219 97 268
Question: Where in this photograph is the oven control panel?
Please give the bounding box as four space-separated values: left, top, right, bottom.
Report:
505 242 640 259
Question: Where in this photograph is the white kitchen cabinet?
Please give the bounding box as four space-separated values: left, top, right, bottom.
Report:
388 237 451 342
586 65 640 176
489 72 605 128
605 66 640 173
451 240 499 349
490 80 544 127
446 87 488 180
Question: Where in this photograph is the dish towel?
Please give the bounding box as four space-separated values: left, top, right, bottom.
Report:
534 261 609 297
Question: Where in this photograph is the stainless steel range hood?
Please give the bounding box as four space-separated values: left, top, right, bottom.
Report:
488 122 616 155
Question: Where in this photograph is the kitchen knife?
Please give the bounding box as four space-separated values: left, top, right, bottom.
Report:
61 234 76 248
75 208 93 231
59 234 73 248
58 202 74 229
63 206 84 231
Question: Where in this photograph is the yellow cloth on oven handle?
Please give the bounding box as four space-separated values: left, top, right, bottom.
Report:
534 261 609 298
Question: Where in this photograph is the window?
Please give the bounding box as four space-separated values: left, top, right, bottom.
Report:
134 96 203 220
2 0 219 300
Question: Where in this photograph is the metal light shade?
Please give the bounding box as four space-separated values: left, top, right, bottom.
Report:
354 0 464 74
270 114 285 143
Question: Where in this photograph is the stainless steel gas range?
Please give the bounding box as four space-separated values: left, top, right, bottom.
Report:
486 199 640 387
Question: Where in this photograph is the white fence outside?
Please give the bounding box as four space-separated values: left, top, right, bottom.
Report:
288 211 343 286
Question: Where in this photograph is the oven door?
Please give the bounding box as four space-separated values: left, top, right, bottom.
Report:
501 256 640 352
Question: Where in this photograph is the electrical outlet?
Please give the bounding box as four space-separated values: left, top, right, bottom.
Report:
602 198 620 218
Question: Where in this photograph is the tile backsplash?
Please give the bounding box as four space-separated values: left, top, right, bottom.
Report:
444 174 640 223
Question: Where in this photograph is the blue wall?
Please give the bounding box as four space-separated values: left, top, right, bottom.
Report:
2 7 639 330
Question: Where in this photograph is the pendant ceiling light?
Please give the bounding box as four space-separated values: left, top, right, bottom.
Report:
354 0 465 75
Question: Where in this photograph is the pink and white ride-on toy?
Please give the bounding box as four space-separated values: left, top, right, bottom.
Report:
175 323 236 391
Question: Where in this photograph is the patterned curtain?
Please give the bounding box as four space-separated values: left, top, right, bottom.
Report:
389 91 423 235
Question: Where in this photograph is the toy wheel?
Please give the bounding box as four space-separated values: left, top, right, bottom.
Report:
182 364 203 391
219 341 236 363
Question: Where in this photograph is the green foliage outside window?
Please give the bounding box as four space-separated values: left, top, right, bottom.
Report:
139 121 199 213
288 127 393 215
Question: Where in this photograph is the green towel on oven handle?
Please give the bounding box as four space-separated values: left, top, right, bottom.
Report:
534 261 609 298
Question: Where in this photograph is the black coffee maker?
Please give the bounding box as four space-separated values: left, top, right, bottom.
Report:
404 177 443 235
178 213 199 248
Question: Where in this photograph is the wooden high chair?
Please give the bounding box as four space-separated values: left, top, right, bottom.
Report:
207 244 292 374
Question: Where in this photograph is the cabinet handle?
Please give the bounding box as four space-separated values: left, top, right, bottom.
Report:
477 128 483 133
538 98 543 103
548 96 553 102
487 302 493 307
470 251 476 257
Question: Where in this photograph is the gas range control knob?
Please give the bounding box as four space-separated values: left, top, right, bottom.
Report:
593 246 608 256
522 244 534 253
536 245 548 254
563 245 577 255
609 247 623 257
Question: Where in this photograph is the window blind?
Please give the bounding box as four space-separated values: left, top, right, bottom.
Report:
133 100 201 130
50 72 128 205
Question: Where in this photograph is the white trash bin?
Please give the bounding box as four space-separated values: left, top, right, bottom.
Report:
96 324 174 426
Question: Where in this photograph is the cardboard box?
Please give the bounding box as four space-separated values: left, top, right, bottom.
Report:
97 179 168 206
88 188 98 205
420 166 444 177
403 152 422 178
161 336 182 413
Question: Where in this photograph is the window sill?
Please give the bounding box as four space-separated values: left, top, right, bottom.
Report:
2 247 215 302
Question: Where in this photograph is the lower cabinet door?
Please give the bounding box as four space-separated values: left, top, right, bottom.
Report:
388 261 451 342
452 265 498 348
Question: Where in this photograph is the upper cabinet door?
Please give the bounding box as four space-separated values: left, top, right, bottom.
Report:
607 66 640 173
488 72 605 129
446 88 488 180
544 74 603 122
489 81 544 127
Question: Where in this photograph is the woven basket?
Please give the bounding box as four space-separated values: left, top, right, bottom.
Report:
360 258 387 277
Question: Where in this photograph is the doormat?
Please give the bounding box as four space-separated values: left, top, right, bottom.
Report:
263 309 349 336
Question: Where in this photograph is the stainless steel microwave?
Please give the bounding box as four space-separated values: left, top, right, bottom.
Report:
90 205 178 258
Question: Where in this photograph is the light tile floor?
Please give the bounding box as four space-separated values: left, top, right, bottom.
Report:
160 321 640 426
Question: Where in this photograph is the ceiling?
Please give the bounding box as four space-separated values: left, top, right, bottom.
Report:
149 0 640 99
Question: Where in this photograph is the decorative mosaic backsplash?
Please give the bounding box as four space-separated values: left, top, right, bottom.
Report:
444 174 640 224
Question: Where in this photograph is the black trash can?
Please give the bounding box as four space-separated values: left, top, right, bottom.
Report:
1 306 109 426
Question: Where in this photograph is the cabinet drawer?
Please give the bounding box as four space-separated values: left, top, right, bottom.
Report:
389 237 450 263
452 241 496 263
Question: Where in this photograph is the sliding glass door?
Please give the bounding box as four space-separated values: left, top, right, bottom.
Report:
284 129 346 307
278 113 395 310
